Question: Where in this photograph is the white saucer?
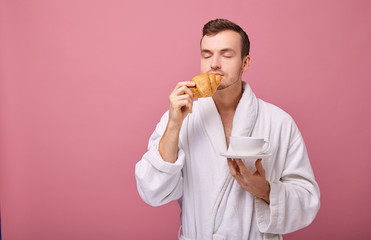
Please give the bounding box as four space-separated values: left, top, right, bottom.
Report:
220 151 272 159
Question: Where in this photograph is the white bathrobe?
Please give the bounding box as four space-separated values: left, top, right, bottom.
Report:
135 82 320 240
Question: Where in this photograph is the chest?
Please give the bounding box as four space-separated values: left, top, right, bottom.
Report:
220 112 234 147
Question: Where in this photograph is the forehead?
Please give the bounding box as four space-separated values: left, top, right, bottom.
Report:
201 30 242 53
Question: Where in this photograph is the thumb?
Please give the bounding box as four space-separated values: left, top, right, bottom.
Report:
255 159 265 176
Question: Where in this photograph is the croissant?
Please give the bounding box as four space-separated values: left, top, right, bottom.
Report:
189 73 222 98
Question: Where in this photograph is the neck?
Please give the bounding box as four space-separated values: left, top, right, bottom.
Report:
212 80 243 113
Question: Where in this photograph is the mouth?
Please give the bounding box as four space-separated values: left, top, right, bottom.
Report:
209 72 224 76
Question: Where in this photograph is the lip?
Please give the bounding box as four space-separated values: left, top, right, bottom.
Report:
209 72 223 76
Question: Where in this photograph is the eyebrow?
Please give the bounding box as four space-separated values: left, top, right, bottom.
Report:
201 48 236 54
201 49 212 54
220 48 236 53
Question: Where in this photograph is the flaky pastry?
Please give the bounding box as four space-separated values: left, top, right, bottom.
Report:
189 73 222 98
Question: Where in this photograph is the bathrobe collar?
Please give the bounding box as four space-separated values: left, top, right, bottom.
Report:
198 81 259 154
197 81 259 237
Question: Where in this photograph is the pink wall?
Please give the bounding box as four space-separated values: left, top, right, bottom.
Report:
1 0 370 239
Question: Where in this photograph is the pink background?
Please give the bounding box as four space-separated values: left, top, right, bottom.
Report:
1 0 370 239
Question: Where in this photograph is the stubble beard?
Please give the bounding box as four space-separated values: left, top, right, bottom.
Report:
217 75 241 91
217 84 228 90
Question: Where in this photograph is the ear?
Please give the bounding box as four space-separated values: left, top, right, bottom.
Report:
242 55 251 72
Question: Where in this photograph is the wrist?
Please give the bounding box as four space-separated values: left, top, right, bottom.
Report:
167 120 182 131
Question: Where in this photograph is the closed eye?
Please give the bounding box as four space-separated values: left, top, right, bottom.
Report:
221 49 236 58
201 49 213 59
222 53 235 58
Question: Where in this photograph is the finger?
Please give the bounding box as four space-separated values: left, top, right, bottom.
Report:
176 81 196 89
173 85 187 95
171 84 186 96
174 85 194 98
177 88 194 103
227 159 246 185
183 85 194 99
173 100 192 112
173 94 194 112
227 158 237 175
255 159 265 176
227 159 241 177
178 85 195 99
174 94 193 102
233 172 245 186
234 159 252 176
187 102 193 113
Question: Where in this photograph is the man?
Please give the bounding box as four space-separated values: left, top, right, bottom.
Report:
135 19 320 240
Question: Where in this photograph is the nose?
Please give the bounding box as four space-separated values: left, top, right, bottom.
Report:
210 55 221 70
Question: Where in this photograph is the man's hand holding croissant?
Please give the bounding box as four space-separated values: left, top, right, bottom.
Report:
159 81 195 163
168 73 222 128
168 81 196 129
160 74 222 163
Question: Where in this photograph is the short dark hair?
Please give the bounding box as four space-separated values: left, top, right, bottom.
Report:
202 19 250 58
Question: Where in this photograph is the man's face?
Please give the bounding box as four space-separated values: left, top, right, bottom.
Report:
200 30 250 90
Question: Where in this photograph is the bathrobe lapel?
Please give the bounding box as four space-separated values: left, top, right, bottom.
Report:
198 82 258 149
197 82 259 238
231 82 259 138
197 97 227 155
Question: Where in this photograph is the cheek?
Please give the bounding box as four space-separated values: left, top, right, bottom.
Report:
224 60 243 73
200 60 208 72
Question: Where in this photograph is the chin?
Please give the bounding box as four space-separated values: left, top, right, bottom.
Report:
217 85 228 90
217 80 241 91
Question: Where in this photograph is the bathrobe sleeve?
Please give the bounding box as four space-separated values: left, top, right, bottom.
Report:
255 119 320 234
135 111 185 207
